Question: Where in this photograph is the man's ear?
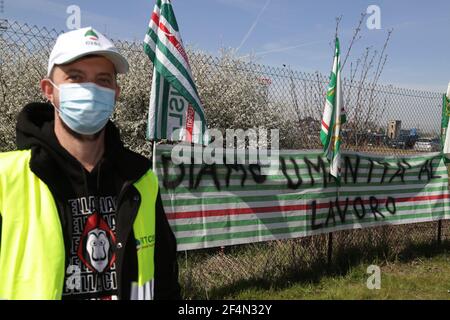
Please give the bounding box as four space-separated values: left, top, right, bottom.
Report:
40 78 55 102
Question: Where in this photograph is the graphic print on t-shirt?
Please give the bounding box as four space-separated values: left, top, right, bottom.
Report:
63 196 118 299
78 211 116 273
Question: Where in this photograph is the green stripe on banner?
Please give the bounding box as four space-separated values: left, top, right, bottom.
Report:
154 72 161 138
163 185 448 207
160 167 447 187
153 59 206 125
160 3 180 32
162 179 446 203
153 36 199 97
160 77 171 138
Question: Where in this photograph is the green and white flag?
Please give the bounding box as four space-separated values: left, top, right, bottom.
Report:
442 83 450 156
320 38 346 179
144 0 207 144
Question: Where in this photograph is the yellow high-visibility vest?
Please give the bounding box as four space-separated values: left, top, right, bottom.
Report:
0 150 157 300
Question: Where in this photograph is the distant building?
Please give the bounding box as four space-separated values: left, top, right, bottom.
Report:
387 120 402 140
399 129 410 137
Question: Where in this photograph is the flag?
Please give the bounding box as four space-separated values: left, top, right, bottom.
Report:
144 0 207 144
442 83 450 156
320 38 346 180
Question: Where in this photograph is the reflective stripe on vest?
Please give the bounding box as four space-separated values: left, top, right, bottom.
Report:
0 150 157 300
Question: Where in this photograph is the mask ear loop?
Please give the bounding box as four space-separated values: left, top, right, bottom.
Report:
47 78 58 89
46 78 62 112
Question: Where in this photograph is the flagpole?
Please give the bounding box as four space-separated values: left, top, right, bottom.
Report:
442 83 450 245
152 140 157 172
443 84 450 191
322 36 344 268
443 83 450 159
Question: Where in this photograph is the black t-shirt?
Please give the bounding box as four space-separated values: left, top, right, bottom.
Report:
62 159 123 300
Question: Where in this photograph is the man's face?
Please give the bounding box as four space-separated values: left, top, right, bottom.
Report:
40 55 121 139
41 55 120 108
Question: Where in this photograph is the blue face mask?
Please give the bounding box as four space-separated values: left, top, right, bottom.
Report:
50 81 116 135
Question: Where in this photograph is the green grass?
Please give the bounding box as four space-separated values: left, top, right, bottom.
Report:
224 253 450 300
179 224 450 300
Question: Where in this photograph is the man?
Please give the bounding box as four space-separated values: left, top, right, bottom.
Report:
0 27 181 300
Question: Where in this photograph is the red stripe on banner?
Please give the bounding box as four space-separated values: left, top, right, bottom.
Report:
151 11 190 67
395 194 450 204
185 105 195 142
151 11 160 29
167 204 311 220
322 120 329 131
166 193 450 220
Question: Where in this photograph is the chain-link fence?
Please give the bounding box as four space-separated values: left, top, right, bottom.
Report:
1 20 448 299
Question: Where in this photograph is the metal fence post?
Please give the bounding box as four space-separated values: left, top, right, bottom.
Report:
442 164 450 246
327 232 333 268
437 220 442 245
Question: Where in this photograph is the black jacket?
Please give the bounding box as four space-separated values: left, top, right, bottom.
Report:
0 102 181 300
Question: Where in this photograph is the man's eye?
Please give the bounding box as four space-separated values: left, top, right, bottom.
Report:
68 75 81 81
99 78 112 86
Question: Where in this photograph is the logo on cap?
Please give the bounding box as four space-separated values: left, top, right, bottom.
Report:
85 29 99 41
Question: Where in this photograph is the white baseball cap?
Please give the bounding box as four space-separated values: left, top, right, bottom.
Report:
47 27 129 76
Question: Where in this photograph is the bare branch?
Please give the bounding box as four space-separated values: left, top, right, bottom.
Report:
373 29 393 85
341 12 368 70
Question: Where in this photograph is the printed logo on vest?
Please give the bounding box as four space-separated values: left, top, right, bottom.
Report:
135 234 155 251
